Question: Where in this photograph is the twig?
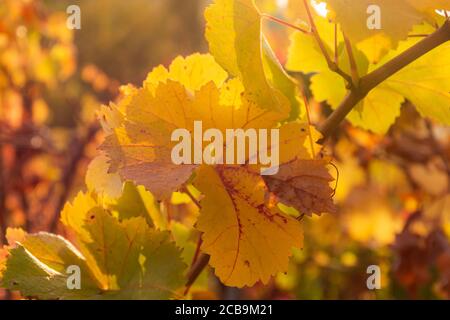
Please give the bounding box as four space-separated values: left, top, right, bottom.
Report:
184 253 210 296
261 14 310 34
302 0 353 85
182 186 201 209
334 23 339 64
319 20 450 141
301 90 316 157
343 33 359 85
408 34 430 38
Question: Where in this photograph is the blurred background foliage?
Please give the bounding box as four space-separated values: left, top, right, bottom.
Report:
1 0 449 300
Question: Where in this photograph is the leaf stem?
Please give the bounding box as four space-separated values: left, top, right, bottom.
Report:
261 14 310 34
302 0 353 86
184 253 210 296
301 90 317 157
334 23 339 64
319 19 450 141
343 33 360 85
182 186 201 209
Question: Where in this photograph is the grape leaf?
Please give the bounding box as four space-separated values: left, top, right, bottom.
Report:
107 181 166 229
1 232 101 299
144 54 228 93
262 38 305 119
100 45 337 287
407 0 450 23
85 154 122 199
381 40 450 125
101 80 199 200
287 21 450 133
193 165 303 287
101 58 290 199
324 0 423 62
1 191 186 299
205 0 292 113
263 158 337 217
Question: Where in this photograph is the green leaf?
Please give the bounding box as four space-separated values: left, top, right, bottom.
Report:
2 189 186 300
1 233 101 300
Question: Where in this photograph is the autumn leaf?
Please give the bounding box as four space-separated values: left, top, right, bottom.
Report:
98 44 337 286
287 21 450 133
0 189 186 299
101 54 290 200
205 0 296 114
1 231 101 299
85 154 122 199
263 158 337 217
324 0 423 62
193 165 303 287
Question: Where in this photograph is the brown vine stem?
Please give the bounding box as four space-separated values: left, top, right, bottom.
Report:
184 253 210 296
319 19 450 141
334 23 339 64
181 185 208 296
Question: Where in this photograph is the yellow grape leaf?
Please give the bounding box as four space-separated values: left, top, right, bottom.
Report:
101 80 198 200
144 54 228 93
324 0 423 62
407 0 450 22
85 154 123 199
263 158 337 216
288 28 403 134
287 32 328 74
192 81 289 132
310 70 346 105
99 49 334 288
323 0 449 63
310 67 405 134
262 38 305 119
102 59 290 199
286 12 348 72
356 35 394 65
288 20 450 133
345 86 405 134
194 165 303 287
205 0 290 112
286 0 312 24
382 42 450 125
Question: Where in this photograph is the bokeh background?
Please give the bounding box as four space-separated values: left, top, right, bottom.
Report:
1 0 449 300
